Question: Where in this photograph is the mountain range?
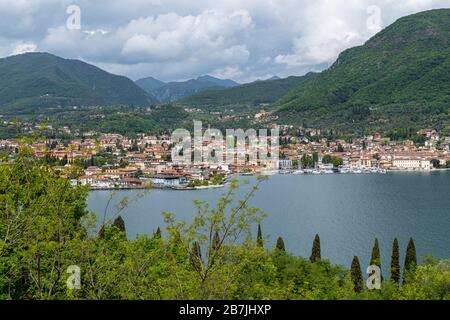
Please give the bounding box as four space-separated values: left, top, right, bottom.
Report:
136 75 239 103
179 74 316 110
0 52 156 110
0 9 449 136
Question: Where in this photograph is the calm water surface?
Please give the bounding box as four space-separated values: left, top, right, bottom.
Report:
87 171 450 272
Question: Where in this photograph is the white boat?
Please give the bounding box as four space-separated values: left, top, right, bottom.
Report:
323 169 334 174
339 167 350 174
352 169 363 174
312 169 321 174
293 170 304 175
261 170 278 176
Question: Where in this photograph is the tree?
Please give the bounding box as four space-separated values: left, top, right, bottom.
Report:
370 238 382 280
113 215 126 233
301 154 314 168
390 238 400 284
312 152 319 166
61 154 68 166
351 256 364 293
403 238 417 284
0 146 89 299
275 237 286 252
256 224 264 248
163 176 268 299
154 227 162 239
430 159 440 169
310 234 321 263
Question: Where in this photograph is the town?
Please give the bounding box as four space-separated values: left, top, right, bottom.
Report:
1 125 449 191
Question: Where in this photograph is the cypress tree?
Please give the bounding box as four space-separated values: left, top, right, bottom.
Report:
403 238 417 284
275 237 286 252
370 238 383 280
351 256 364 293
113 215 126 233
309 234 321 262
256 224 264 248
190 241 202 272
390 238 400 284
154 227 162 239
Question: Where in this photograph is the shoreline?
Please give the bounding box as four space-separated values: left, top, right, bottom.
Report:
88 169 450 191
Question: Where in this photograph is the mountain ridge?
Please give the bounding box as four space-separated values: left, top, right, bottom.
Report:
179 73 317 110
0 52 157 109
275 8 450 134
136 75 239 103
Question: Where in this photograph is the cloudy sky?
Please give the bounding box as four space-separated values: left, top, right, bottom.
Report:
0 0 449 82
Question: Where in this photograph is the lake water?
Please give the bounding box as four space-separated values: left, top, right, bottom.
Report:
87 171 450 273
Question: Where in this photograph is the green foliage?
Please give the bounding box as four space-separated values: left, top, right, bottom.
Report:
390 238 401 284
47 104 191 136
113 216 126 234
257 224 264 248
430 159 441 168
404 238 418 284
301 154 314 169
190 241 203 274
310 234 321 263
275 237 286 252
370 238 382 280
399 260 450 300
351 256 364 293
322 155 344 167
1 151 449 300
154 227 162 239
0 147 90 299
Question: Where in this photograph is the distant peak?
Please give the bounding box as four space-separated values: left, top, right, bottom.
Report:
197 75 219 81
137 76 165 83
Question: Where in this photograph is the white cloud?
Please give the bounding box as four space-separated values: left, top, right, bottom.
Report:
120 10 252 63
0 0 449 81
11 41 37 55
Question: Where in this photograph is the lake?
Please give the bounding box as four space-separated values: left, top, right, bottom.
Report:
87 171 450 273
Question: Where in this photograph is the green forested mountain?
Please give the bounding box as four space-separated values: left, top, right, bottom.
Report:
0 52 156 109
179 74 317 110
276 9 450 134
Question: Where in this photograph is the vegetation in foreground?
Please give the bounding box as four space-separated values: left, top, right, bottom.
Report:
1 148 449 300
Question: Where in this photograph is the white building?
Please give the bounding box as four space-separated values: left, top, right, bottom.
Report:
392 157 431 170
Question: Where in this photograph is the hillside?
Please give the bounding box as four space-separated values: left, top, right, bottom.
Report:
0 53 156 110
179 74 317 110
136 75 239 103
276 9 450 134
135 76 166 93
